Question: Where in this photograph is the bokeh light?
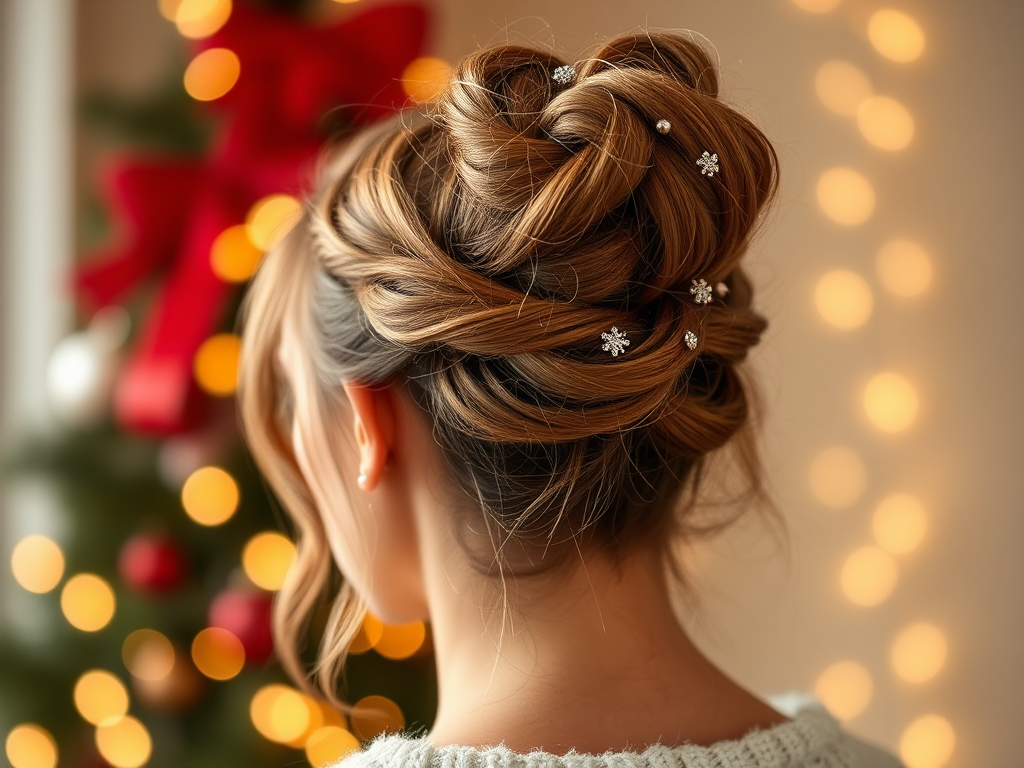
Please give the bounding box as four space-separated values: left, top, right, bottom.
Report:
817 167 876 226
900 715 956 768
808 446 866 508
864 372 919 433
790 0 841 12
350 695 405 741
95 716 152 768
61 574 116 631
349 612 385 654
123 630 176 682
815 60 872 117
245 194 302 251
815 270 873 329
375 621 427 660
158 0 185 22
242 532 296 591
841 546 899 606
401 57 453 103
857 96 915 151
814 661 873 721
876 239 933 297
891 623 948 683
251 685 315 744
181 466 240 526
74 670 130 726
192 627 246 680
6 725 58 768
869 9 926 63
306 726 360 767
184 48 240 102
873 494 928 554
11 534 64 594
174 0 232 38
210 224 263 283
193 333 241 397
285 694 325 749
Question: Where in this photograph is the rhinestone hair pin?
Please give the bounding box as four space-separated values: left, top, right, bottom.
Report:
690 278 713 305
685 330 699 350
552 65 576 86
601 326 630 357
696 151 720 177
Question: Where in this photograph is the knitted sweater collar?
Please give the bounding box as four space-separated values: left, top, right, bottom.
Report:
339 706 853 767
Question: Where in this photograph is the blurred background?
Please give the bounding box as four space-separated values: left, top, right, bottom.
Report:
0 1 1020 767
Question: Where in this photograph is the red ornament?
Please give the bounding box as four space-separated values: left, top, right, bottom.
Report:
209 589 275 664
118 533 189 594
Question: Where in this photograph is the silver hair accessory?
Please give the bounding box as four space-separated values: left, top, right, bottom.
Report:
690 278 713 305
696 150 720 177
655 119 672 135
601 326 630 357
685 330 699 350
715 281 730 297
552 65 576 86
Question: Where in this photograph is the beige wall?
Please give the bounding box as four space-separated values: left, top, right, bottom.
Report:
433 0 1021 763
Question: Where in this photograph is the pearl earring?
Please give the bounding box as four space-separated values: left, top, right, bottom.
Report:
357 473 368 490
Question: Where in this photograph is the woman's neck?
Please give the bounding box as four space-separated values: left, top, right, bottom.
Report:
420 542 789 754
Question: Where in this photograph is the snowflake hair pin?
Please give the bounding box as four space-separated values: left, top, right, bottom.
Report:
601 326 630 357
552 65 576 86
685 330 699 351
690 278 713 305
696 150 719 177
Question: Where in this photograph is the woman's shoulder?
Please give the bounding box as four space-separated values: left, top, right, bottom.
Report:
333 692 905 768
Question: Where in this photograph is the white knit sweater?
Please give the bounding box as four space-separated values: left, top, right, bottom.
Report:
334 693 904 768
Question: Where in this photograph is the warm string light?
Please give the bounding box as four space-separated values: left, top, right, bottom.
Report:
863 372 919 433
95 716 152 768
61 574 116 631
814 661 873 721
816 167 876 226
401 57 453 103
900 715 955 768
181 465 240 525
74 670 130 726
123 630 176 682
245 194 302 251
840 546 899 607
184 48 240 101
348 613 426 660
10 534 64 593
815 269 873 329
5 725 58 768
210 224 263 283
193 333 241 396
868 9 926 63
174 0 232 39
242 532 297 591
192 627 246 680
891 623 947 683
349 695 405 741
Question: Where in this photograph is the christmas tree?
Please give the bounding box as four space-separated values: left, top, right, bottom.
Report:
2 3 453 767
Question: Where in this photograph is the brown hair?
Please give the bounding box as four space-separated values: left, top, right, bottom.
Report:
238 30 781 702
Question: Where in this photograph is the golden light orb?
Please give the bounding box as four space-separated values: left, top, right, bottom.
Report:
5 724 58 768
817 167 875 226
864 372 919 433
873 494 928 554
790 0 841 12
251 685 314 744
245 194 302 251
375 621 427 660
61 574 116 632
74 670 130 726
158 0 185 22
869 9 926 63
175 0 232 39
891 623 948 683
184 48 240 102
349 612 385 654
95 716 152 768
900 715 955 768
815 60 872 117
876 239 933 297
11 534 64 594
815 269 873 329
814 660 873 721
122 630 176 682
858 96 915 151
350 695 405 741
191 627 246 680
242 532 296 591
193 333 242 397
306 726 361 767
401 57 453 104
841 546 899 606
210 224 263 283
284 694 325 749
808 446 866 509
181 466 240 526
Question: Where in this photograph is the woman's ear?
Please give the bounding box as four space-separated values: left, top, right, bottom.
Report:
341 382 396 492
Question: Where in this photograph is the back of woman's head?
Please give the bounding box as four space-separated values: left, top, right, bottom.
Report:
239 30 779 696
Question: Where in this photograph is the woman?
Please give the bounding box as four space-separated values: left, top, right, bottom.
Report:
239 30 904 767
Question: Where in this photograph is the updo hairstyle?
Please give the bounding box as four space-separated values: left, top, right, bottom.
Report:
239 30 780 699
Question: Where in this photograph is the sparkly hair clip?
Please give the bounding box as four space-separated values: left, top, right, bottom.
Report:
690 278 713 305
685 330 699 350
696 151 719 177
601 326 629 357
552 65 576 86
655 119 672 135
